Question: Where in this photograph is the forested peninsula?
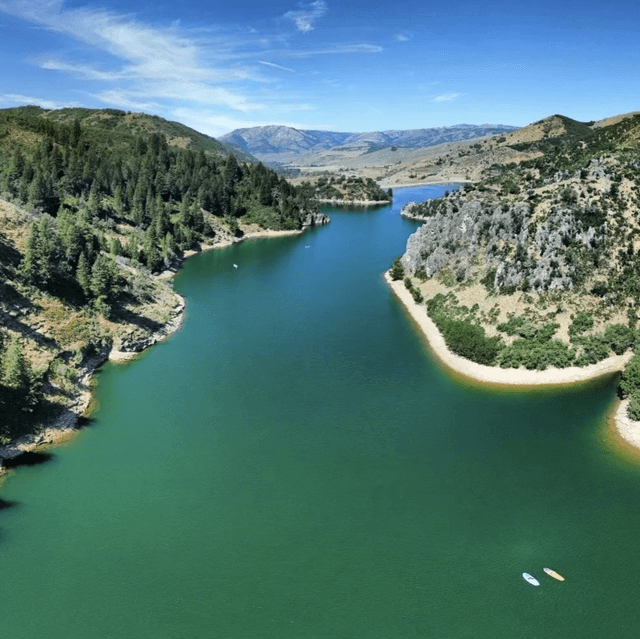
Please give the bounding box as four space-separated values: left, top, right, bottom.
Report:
0 106 327 465
304 175 392 206
388 112 640 447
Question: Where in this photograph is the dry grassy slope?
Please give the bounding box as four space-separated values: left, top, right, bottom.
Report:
0 198 184 428
287 112 640 188
289 134 540 187
592 111 640 128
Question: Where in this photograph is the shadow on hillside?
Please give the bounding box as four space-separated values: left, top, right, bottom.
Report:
0 307 58 350
0 238 21 269
46 276 86 307
0 282 33 312
111 293 163 332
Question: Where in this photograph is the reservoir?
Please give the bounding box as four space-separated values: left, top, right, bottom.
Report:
2 185 640 637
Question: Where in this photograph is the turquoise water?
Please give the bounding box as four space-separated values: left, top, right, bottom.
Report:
2 186 640 638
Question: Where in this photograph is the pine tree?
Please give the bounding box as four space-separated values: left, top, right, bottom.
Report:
390 257 405 281
90 254 116 300
2 336 28 391
86 181 101 217
124 235 140 262
36 214 57 285
20 224 39 284
28 170 50 210
76 252 91 297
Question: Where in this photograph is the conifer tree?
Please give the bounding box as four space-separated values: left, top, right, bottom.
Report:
2 336 28 391
20 224 39 284
76 251 91 297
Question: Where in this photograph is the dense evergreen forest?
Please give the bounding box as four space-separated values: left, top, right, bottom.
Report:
0 107 323 443
0 107 323 305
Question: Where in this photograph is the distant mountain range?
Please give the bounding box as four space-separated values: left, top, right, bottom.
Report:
219 124 519 159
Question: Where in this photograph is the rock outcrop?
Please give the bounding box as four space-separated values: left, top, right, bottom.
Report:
401 198 605 292
302 210 330 227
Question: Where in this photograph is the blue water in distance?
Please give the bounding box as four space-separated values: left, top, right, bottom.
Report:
2 185 640 638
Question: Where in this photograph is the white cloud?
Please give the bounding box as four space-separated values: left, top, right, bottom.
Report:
0 0 264 111
258 60 297 73
171 107 333 137
394 32 411 42
39 59 128 81
288 43 383 57
92 89 163 112
433 92 461 102
0 0 385 129
0 92 79 109
284 1 327 33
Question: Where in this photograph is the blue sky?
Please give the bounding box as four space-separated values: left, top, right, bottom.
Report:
0 0 639 137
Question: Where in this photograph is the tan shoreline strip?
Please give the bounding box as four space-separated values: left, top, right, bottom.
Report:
384 271 640 452
384 272 632 386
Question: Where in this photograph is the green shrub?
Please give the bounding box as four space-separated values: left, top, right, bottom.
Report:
569 312 594 340
499 338 575 370
604 324 635 355
497 315 527 336
439 320 503 365
576 335 610 366
628 390 640 421
404 276 413 290
621 354 640 398
390 257 404 281
426 295 503 365
411 288 423 304
481 267 497 292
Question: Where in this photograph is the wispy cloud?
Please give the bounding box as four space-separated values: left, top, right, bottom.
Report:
92 89 163 112
171 107 333 138
0 0 385 133
288 43 383 57
39 58 128 81
0 0 263 111
258 60 297 73
0 92 79 109
433 92 461 102
284 1 328 33
394 32 411 42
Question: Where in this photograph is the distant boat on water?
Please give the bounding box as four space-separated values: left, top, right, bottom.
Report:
233 264 238 268
543 567 565 581
522 573 540 586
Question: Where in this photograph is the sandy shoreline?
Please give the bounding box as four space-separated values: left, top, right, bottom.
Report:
315 198 391 206
384 272 640 450
0 227 305 481
380 179 473 189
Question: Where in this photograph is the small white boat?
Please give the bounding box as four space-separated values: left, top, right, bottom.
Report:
523 573 540 586
543 568 565 581
233 264 238 268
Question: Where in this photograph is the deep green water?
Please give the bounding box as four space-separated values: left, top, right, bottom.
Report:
2 186 640 638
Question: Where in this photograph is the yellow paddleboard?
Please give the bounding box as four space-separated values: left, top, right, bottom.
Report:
543 567 565 581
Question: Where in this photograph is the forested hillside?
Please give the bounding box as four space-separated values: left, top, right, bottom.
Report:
0 107 325 448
